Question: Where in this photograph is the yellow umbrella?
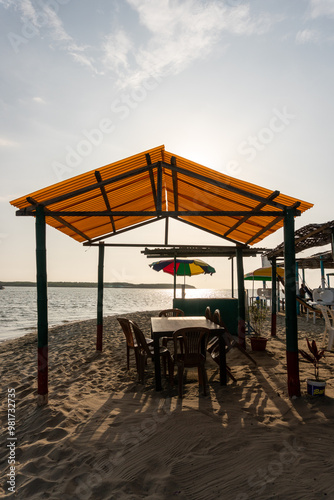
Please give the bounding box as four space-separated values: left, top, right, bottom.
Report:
244 266 284 282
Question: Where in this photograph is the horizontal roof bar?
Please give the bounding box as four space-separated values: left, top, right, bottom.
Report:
17 210 286 217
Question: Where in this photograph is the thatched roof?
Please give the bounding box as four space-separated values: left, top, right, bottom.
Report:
265 220 334 259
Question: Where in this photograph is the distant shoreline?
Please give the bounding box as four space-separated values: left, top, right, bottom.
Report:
1 281 196 289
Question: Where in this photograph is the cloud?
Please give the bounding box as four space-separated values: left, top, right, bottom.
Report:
3 1 276 87
308 0 334 19
102 29 133 71
103 0 274 87
32 96 45 104
3 0 99 72
0 137 17 147
296 28 320 44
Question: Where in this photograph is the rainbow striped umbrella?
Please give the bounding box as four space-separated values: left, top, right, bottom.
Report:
149 258 216 277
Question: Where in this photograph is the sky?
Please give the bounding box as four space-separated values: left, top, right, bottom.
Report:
0 0 333 290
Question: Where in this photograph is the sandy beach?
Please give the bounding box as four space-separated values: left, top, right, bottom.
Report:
1 311 333 500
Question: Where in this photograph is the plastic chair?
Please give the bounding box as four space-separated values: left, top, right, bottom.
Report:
317 305 334 350
208 309 256 380
131 321 172 384
159 308 184 318
159 309 185 371
117 317 153 371
171 327 210 398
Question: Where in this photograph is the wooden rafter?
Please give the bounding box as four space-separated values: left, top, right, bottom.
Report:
245 216 283 245
22 164 158 213
26 197 91 242
223 190 280 238
94 171 116 233
145 153 158 210
83 217 160 245
171 156 179 211
163 162 297 211
171 216 242 246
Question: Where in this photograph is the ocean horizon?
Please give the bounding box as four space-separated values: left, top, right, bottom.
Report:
0 286 236 342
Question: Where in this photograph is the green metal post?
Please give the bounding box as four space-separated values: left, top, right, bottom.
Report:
236 246 246 348
320 255 325 288
97 243 105 351
296 263 300 315
271 257 277 336
35 205 48 405
284 208 301 397
231 257 234 298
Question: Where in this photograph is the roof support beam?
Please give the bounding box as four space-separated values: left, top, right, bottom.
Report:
163 162 293 211
157 162 163 214
21 164 159 213
171 156 179 211
19 210 287 217
146 153 158 210
94 171 116 233
26 197 91 242
245 203 300 245
172 216 243 246
165 217 169 245
223 190 280 238
245 216 283 245
83 217 160 245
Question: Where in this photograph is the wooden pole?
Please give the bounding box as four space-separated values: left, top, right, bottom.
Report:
296 262 300 315
284 208 301 397
96 242 105 351
271 257 277 336
35 205 48 405
236 246 246 348
320 255 325 288
231 257 234 298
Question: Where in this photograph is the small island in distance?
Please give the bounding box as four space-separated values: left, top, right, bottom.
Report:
2 281 196 289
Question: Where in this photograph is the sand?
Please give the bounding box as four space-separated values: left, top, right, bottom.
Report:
0 311 333 500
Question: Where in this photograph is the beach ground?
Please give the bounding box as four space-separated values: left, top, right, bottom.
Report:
1 311 333 499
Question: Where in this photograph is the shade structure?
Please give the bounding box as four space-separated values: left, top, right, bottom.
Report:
244 266 284 281
10 145 313 246
150 258 216 277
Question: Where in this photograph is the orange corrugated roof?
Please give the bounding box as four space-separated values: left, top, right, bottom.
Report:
10 145 313 245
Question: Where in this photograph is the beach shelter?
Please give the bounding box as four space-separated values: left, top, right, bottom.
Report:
10 145 313 403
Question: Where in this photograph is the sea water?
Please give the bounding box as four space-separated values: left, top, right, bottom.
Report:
0 287 232 342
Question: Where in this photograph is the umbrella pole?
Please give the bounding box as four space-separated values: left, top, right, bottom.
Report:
182 274 186 299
